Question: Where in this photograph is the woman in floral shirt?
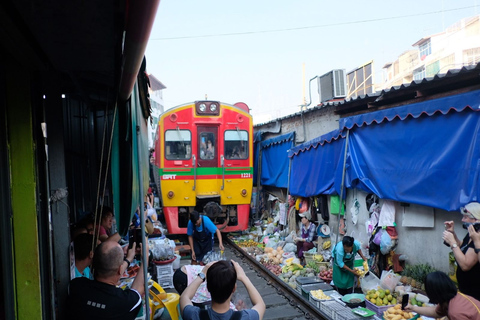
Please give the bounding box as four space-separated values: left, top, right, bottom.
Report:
295 211 317 265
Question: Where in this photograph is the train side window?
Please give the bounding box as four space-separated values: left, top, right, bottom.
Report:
165 130 191 160
224 130 248 159
199 132 216 160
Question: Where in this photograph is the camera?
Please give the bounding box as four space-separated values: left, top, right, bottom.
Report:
128 228 143 249
474 223 480 232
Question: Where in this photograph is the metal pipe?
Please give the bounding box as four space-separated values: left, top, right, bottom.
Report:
334 130 350 248
221 155 225 190
118 0 161 101
192 155 197 190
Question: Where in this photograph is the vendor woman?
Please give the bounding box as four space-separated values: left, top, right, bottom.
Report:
332 236 367 295
295 211 317 265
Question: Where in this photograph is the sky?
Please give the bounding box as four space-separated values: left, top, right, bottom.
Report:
145 0 479 123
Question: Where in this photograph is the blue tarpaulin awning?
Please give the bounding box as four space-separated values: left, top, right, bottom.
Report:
260 132 295 188
288 130 345 196
338 89 480 211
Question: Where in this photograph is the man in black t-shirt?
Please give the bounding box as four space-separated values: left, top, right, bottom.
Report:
67 240 148 320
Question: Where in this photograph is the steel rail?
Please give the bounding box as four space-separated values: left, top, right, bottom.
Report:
226 237 330 320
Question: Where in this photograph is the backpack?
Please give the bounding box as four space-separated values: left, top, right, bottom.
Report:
199 309 243 320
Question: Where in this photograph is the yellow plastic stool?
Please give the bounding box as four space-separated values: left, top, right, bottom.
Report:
149 282 180 320
161 293 180 320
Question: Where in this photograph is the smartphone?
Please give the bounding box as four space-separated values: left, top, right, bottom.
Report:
401 294 409 310
128 228 142 249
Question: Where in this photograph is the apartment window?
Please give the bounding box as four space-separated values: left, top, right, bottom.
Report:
463 47 480 66
419 40 431 59
426 61 440 77
413 67 426 81
440 54 455 73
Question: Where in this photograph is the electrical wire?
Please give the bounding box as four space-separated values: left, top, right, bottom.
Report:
150 6 476 41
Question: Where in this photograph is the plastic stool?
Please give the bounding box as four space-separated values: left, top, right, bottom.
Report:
161 293 180 320
149 282 180 320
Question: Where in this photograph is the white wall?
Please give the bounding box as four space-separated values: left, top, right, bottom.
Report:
326 189 464 273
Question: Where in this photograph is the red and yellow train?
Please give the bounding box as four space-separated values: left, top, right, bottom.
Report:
154 100 253 234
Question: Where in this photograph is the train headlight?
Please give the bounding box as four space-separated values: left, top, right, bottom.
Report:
167 191 174 199
241 189 247 197
195 101 220 116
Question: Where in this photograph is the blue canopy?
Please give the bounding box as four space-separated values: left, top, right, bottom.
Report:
260 132 295 188
338 89 480 211
289 130 345 196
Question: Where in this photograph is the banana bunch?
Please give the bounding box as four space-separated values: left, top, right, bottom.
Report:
282 263 304 273
310 289 331 300
313 254 324 262
383 305 421 320
363 260 369 273
322 241 331 250
285 257 294 266
354 267 367 277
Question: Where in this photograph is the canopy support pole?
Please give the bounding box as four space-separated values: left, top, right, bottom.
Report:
136 101 150 320
334 129 350 248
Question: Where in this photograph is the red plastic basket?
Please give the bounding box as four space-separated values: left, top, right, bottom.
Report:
152 256 176 265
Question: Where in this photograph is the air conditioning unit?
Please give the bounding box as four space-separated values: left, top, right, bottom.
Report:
318 69 347 103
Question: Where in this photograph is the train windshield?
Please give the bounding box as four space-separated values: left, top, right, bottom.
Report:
224 130 248 159
199 131 216 160
165 130 191 160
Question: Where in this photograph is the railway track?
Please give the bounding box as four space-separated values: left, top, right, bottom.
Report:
225 238 330 320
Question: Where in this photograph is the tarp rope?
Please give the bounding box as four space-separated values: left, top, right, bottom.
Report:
92 100 118 250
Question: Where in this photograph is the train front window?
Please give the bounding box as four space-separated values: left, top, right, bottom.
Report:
165 130 191 160
224 130 248 159
199 132 216 160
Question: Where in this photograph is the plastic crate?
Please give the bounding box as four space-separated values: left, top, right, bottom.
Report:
309 291 332 308
320 300 347 319
155 263 173 277
365 299 395 318
335 308 363 320
301 283 334 299
157 274 174 289
296 277 323 295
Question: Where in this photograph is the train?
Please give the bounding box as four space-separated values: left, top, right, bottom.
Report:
153 100 254 234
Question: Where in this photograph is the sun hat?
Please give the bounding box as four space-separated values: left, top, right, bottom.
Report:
299 210 311 220
460 202 480 220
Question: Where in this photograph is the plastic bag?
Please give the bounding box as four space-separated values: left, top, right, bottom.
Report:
360 272 381 294
149 238 174 260
380 270 401 292
380 230 393 255
283 242 297 253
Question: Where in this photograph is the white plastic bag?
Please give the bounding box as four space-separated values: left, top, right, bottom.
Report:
380 270 401 292
360 272 380 293
380 230 393 255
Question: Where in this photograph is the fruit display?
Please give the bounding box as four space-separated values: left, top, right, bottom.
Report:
279 263 318 289
319 268 333 280
322 240 331 250
263 246 284 265
366 288 397 306
236 239 260 248
263 263 282 275
313 254 324 262
383 304 423 320
399 263 436 291
310 289 332 300
354 267 368 277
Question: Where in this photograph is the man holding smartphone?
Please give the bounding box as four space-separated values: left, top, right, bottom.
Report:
67 239 149 320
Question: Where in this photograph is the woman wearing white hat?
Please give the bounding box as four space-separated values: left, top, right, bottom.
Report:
443 202 480 301
294 211 316 265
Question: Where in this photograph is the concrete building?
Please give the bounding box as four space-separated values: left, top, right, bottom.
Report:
148 74 166 148
382 15 480 88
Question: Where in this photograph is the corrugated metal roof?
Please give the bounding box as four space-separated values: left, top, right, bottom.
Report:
254 63 480 128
